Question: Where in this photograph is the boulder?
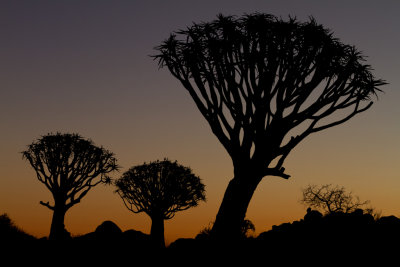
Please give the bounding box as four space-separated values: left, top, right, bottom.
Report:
95 220 122 239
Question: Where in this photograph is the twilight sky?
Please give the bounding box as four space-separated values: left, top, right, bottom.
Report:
1 0 399 244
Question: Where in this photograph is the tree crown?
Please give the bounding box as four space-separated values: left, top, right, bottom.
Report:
22 132 119 210
115 159 206 219
154 13 386 179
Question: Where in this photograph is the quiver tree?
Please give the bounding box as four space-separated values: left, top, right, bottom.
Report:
22 133 119 240
154 13 386 240
115 159 206 248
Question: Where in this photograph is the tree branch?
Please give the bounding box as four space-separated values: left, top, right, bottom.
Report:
264 167 291 179
39 201 54 210
311 101 372 133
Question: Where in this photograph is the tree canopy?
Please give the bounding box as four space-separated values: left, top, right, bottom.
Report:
154 13 386 179
115 159 206 219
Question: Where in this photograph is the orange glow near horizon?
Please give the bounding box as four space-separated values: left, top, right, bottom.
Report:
4 122 400 245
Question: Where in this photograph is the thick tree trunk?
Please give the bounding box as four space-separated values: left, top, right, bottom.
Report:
150 214 165 248
49 204 67 240
210 170 262 241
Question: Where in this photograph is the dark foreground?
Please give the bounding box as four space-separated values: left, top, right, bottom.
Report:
1 210 400 263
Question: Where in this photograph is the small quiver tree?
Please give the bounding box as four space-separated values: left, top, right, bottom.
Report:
115 159 206 248
22 133 119 240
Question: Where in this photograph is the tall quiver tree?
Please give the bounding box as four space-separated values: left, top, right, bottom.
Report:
22 133 119 240
154 13 386 240
115 159 206 248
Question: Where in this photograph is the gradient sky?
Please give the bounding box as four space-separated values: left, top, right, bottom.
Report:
1 0 399 244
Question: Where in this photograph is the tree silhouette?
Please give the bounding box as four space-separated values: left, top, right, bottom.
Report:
301 184 370 214
115 159 206 248
22 133 119 240
154 13 386 240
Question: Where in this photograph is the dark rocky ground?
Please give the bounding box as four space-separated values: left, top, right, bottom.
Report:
1 209 400 263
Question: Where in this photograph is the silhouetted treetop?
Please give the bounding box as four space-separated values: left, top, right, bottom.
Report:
23 133 118 204
155 14 386 175
116 159 205 219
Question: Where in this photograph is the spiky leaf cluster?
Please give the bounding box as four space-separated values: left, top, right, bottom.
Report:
115 159 206 219
22 132 119 210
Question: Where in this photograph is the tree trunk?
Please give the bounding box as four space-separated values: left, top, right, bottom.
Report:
210 170 262 241
49 204 67 241
150 214 165 248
